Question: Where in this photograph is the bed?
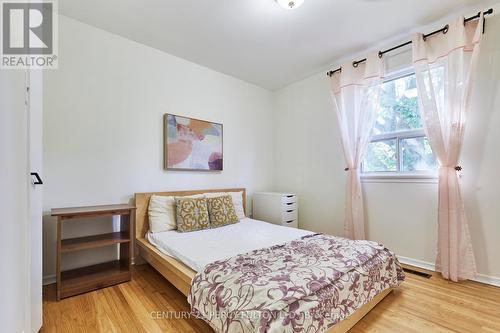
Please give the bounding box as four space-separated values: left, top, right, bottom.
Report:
134 188 403 333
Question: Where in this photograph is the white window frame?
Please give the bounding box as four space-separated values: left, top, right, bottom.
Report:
361 69 438 183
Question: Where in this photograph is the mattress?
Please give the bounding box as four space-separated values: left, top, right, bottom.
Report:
146 218 313 272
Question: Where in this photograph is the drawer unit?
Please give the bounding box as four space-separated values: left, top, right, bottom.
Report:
283 208 298 221
282 201 298 211
283 219 298 228
282 195 297 204
253 192 299 228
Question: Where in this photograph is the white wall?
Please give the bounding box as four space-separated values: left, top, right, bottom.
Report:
42 16 275 280
273 15 500 282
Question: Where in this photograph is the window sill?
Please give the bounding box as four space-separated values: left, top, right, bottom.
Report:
361 173 438 184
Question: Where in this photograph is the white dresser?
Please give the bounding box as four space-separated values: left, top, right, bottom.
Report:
252 192 298 228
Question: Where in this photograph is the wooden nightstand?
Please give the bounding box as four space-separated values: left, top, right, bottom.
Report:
51 204 136 300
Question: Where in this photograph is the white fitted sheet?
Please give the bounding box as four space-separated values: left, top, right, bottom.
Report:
146 218 313 272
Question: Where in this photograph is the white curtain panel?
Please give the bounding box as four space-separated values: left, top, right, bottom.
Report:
329 53 384 240
412 14 483 281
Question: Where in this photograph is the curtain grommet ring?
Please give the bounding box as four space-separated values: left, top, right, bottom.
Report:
352 61 358 68
455 166 462 171
443 24 449 34
344 167 350 171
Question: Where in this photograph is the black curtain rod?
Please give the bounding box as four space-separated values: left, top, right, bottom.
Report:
327 8 494 77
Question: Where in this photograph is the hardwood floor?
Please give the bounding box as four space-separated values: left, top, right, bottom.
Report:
42 264 500 332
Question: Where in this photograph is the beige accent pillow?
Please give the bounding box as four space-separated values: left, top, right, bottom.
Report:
175 197 210 232
204 191 245 220
207 195 239 228
148 195 176 233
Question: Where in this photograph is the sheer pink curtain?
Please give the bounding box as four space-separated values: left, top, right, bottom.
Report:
329 53 384 240
412 15 483 281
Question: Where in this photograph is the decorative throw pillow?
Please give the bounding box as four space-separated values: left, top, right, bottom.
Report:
148 194 205 233
206 195 239 228
175 197 210 232
204 191 245 220
148 195 176 233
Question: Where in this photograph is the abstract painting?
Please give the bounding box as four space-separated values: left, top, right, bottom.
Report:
164 114 223 171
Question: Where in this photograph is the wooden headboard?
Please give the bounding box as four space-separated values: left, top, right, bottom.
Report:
134 188 246 239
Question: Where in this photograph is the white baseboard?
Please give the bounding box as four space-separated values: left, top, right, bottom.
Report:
43 274 56 286
397 255 500 287
397 256 436 272
474 274 500 287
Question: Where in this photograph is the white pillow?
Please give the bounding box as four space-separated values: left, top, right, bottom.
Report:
205 191 245 220
148 194 206 233
148 195 176 233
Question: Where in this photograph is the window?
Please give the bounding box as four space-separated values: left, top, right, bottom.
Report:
362 72 438 177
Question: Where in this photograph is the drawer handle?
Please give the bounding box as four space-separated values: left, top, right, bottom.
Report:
286 195 294 198
286 210 293 213
286 203 293 206
285 220 294 224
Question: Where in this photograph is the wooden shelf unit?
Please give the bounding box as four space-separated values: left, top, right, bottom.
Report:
59 260 130 299
51 204 136 300
61 231 130 253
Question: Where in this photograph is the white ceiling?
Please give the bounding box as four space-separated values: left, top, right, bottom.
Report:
60 0 496 90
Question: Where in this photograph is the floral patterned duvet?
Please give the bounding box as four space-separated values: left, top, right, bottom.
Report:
188 233 404 333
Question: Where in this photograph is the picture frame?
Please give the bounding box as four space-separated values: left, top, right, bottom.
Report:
164 113 223 171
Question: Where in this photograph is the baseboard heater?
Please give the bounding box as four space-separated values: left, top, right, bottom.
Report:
403 267 432 279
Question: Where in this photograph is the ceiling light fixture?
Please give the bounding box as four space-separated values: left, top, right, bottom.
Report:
276 0 304 10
